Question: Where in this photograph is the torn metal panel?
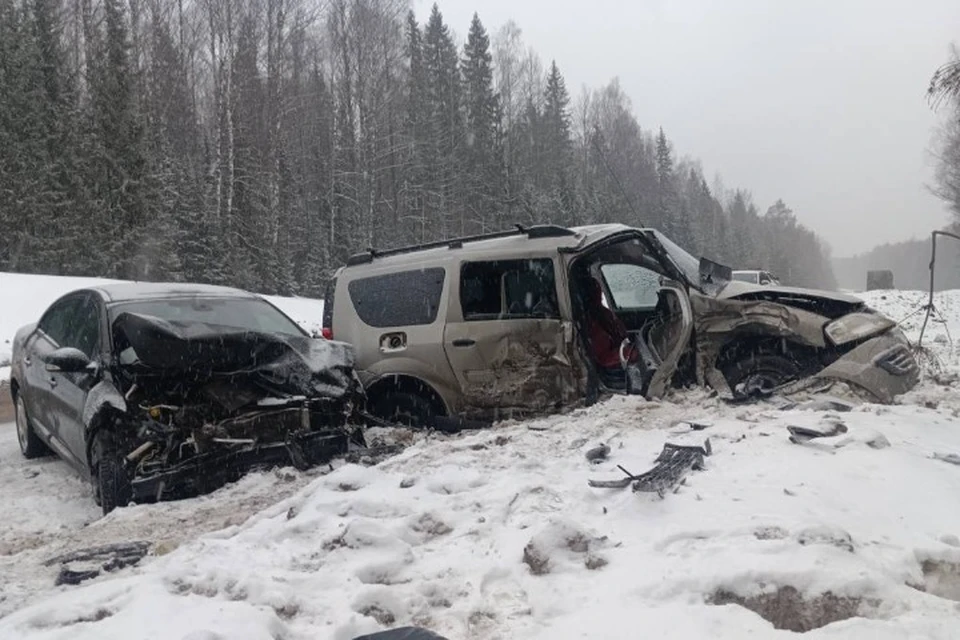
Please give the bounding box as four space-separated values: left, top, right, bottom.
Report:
113 312 356 399
812 332 919 403
448 318 582 419
690 293 829 389
81 380 127 428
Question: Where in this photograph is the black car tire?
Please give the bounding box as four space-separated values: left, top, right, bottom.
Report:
722 353 804 399
369 392 434 428
94 431 133 515
15 394 49 459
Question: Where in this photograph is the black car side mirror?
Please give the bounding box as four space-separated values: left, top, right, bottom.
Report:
46 347 94 373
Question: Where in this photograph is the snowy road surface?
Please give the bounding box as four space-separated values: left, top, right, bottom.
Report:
0 277 958 639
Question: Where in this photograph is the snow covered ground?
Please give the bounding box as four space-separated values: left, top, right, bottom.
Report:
0 272 324 381
1 278 959 639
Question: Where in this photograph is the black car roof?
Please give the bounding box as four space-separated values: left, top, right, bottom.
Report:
89 282 258 303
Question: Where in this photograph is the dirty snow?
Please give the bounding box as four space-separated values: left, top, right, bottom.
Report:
0 272 324 381
1 278 959 639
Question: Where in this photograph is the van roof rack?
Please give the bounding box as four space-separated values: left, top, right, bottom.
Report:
345 224 576 266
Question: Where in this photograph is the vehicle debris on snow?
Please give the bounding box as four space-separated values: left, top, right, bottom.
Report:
589 438 711 496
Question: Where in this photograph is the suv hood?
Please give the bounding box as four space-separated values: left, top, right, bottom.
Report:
717 281 862 304
716 282 866 318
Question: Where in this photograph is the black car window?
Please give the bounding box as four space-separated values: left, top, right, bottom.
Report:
460 259 559 321
347 268 445 328
61 296 101 357
38 296 82 346
109 297 306 336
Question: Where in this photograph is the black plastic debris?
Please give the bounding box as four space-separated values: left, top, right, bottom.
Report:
352 627 449 640
589 439 711 497
55 568 100 586
45 541 151 586
787 423 848 444
934 452 960 466
585 443 611 462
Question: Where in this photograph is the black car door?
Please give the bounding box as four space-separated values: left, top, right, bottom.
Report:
47 293 104 471
22 296 81 444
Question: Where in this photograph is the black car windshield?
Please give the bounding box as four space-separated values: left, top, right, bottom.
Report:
109 296 305 336
650 231 701 287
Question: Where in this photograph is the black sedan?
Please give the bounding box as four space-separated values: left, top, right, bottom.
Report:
9 283 363 514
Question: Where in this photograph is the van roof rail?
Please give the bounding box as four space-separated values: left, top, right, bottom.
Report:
345 224 576 265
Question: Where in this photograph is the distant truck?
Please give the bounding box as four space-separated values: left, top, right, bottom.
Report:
866 270 894 291
731 269 780 286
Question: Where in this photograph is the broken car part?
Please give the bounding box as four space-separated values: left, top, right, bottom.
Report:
589 439 711 497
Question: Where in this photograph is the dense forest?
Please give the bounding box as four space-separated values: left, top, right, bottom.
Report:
0 0 837 296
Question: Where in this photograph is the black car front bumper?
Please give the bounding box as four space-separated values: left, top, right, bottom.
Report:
130 428 352 501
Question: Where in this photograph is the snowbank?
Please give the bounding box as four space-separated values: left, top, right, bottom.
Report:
0 272 324 381
2 393 960 639
2 274 959 638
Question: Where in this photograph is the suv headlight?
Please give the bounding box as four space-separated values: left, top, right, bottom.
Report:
824 312 896 346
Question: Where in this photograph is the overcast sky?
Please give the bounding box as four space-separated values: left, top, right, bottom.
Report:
415 0 960 257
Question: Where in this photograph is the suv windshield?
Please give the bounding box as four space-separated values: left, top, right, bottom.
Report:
650 231 701 287
109 297 305 336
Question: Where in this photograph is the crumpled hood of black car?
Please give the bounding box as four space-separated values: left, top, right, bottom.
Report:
112 312 356 399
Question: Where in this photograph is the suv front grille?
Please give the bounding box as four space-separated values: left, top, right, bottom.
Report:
873 344 918 377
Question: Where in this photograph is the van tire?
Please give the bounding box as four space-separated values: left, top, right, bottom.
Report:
369 392 435 428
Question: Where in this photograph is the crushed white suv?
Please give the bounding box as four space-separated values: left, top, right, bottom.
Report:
323 224 918 427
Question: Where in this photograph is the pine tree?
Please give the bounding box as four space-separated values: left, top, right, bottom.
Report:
423 3 462 237
541 60 573 224
403 11 429 242
88 0 149 279
655 127 689 243
461 13 501 232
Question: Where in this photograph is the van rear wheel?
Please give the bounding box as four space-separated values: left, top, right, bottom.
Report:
369 392 435 428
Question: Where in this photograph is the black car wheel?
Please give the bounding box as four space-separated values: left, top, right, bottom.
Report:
370 392 434 428
15 394 49 459
722 353 804 399
94 431 133 515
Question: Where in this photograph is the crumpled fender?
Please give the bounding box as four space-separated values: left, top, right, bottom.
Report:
690 293 828 390
812 331 919 403
82 380 127 430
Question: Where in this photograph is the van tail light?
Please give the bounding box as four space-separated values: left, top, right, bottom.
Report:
321 327 333 340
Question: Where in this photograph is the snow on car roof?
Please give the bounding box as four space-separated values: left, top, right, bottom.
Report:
91 282 258 303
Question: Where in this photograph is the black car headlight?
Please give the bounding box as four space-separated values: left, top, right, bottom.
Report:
824 312 896 346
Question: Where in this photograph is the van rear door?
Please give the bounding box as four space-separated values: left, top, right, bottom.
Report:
443 257 579 420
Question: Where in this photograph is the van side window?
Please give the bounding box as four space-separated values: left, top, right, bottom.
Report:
460 259 559 321
348 268 445 328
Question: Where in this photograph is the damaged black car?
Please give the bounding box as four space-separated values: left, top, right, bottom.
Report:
9 283 364 514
